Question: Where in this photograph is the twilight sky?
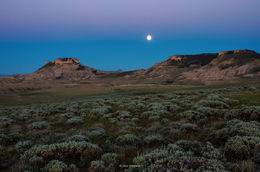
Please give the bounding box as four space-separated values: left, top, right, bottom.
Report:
0 0 259 74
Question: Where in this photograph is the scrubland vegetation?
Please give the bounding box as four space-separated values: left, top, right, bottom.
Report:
0 84 260 171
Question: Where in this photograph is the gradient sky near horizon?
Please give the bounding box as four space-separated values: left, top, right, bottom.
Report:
0 0 260 74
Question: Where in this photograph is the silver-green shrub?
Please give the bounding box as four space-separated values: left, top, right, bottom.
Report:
66 117 84 125
116 133 139 145
30 121 49 130
43 160 68 172
101 153 119 171
130 141 224 172
89 106 112 119
42 160 78 172
144 135 163 144
0 116 14 128
15 140 32 153
89 160 105 172
224 136 260 161
208 119 260 145
21 141 102 166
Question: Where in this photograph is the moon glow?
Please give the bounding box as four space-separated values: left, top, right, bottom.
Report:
146 34 152 41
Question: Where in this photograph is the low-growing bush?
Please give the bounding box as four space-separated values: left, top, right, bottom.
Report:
12 109 32 121
0 116 14 128
144 135 163 145
116 133 139 145
43 160 68 172
198 100 229 109
88 129 106 140
66 117 84 125
89 106 112 119
89 160 105 172
180 123 199 133
207 119 260 145
43 160 78 172
129 141 224 171
224 136 260 161
233 160 256 172
114 111 133 122
21 141 102 167
30 121 49 130
224 106 260 121
15 140 33 153
176 110 203 121
101 153 119 171
66 135 89 142
28 155 44 167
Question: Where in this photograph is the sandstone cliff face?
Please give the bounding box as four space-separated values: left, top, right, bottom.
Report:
45 58 80 65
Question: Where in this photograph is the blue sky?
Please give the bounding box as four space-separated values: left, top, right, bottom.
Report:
0 0 259 74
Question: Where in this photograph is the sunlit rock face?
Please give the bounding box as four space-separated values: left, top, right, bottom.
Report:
45 58 80 65
168 56 182 61
218 50 257 56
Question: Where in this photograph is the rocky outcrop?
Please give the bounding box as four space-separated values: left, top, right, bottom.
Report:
122 49 260 82
14 50 259 82
177 50 260 81
0 50 259 94
45 58 80 65
167 53 218 66
123 52 219 80
218 49 256 56
24 58 105 81
168 56 182 61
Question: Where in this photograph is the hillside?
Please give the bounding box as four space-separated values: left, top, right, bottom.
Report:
0 50 259 94
24 58 108 81
123 49 260 82
178 50 260 81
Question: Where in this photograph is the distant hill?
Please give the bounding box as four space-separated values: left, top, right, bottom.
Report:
8 58 120 81
24 58 106 80
121 49 260 82
18 49 260 82
176 50 260 81
0 49 259 94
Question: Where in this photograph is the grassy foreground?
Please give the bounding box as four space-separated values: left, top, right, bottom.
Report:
1 80 259 105
0 83 260 171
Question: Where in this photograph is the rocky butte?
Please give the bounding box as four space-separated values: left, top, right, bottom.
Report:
24 58 105 80
45 58 80 65
123 49 260 82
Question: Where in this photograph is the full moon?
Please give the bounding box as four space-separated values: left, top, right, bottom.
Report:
146 34 152 41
